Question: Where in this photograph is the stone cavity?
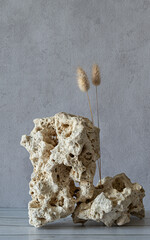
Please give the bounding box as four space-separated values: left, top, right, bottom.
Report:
20 112 100 227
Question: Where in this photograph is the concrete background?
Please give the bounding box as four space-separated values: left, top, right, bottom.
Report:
0 0 150 208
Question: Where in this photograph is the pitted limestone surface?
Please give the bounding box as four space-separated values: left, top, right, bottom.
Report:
72 173 145 226
21 113 145 228
21 112 100 227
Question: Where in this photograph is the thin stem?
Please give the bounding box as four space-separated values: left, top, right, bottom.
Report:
87 91 94 124
96 86 99 128
96 86 102 184
99 150 102 185
97 159 101 184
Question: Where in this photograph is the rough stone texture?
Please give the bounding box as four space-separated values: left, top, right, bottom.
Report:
72 173 145 226
20 112 100 227
21 113 145 228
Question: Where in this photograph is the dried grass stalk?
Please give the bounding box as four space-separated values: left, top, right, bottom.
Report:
92 64 101 86
92 64 101 184
77 67 90 92
77 67 93 124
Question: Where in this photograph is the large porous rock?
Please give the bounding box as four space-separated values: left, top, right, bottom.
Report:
20 112 100 227
72 173 145 226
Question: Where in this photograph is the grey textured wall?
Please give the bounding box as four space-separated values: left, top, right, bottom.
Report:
0 0 150 208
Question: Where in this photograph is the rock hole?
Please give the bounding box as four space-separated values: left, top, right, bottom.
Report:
86 152 92 156
86 199 91 203
69 153 74 158
49 197 57 206
75 182 80 187
65 132 72 138
36 127 42 131
57 174 60 181
112 178 126 192
62 123 69 128
38 217 46 221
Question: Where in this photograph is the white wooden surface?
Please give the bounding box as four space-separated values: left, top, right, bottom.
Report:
0 208 150 240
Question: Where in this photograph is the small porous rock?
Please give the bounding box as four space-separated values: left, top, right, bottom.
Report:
72 173 145 226
20 112 100 227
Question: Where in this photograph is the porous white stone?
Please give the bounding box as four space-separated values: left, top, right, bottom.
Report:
72 173 145 226
21 113 145 228
20 112 100 227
